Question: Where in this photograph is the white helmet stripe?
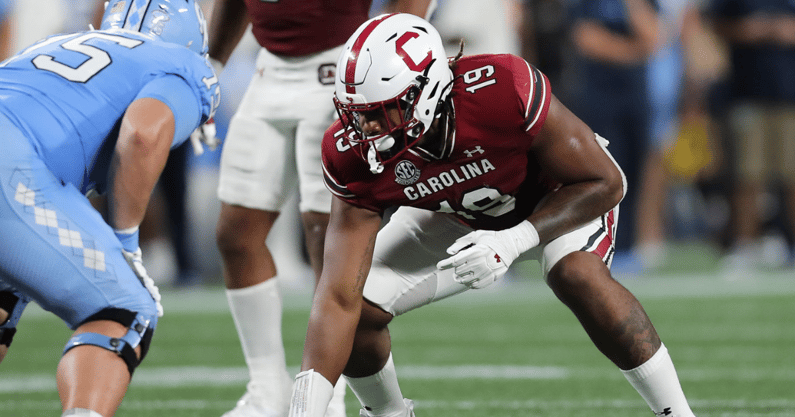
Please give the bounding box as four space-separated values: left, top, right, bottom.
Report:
344 13 397 95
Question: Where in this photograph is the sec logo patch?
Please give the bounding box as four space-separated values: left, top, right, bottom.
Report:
394 160 420 185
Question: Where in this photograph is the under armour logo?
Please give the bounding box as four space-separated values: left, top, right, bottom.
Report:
464 146 484 157
494 254 502 263
655 408 673 416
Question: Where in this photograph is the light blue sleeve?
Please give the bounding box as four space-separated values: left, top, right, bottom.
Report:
134 74 202 147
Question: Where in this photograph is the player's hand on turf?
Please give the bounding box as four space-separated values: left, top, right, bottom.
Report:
189 118 220 155
437 230 514 289
122 248 164 317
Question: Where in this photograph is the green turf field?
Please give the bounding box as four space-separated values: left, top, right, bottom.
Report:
2 251 794 416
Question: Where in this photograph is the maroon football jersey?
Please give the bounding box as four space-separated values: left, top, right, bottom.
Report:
243 0 371 56
322 54 553 231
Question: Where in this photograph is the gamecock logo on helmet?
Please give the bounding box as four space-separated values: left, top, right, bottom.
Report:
395 32 432 71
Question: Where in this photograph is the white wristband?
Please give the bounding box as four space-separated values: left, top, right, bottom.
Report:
498 220 540 258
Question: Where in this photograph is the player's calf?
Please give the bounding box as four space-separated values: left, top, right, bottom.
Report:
546 251 661 369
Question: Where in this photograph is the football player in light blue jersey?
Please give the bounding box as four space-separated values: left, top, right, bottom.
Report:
0 1 219 416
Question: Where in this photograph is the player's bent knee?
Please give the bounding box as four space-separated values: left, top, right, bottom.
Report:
216 215 269 256
546 251 607 292
359 299 394 330
62 308 156 376
216 205 279 253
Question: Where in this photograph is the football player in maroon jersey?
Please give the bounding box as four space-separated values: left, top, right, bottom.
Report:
287 13 697 417
207 1 435 417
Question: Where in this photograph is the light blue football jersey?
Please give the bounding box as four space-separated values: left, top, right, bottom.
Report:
0 28 220 195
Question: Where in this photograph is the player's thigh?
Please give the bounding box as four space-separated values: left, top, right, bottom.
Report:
218 114 298 211
0 155 158 329
294 49 339 214
363 207 472 317
540 206 620 278
295 109 335 215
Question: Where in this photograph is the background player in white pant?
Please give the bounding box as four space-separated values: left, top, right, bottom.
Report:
208 1 434 416
287 13 697 417
0 1 219 416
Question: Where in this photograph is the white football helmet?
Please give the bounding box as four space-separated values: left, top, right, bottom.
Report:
334 13 453 173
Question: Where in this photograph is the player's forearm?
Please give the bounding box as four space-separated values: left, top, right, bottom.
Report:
108 145 169 230
301 205 381 383
207 0 250 65
108 102 172 230
528 177 623 245
300 201 382 380
301 297 362 385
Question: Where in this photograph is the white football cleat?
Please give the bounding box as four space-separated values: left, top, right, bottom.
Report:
359 398 415 417
221 391 285 417
222 376 293 417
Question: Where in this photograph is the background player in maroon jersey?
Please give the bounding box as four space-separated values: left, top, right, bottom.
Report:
287 13 697 417
207 1 434 416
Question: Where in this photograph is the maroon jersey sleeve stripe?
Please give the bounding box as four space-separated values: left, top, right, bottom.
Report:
523 64 551 136
321 164 384 213
322 163 355 198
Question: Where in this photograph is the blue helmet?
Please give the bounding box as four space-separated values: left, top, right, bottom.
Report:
100 0 209 57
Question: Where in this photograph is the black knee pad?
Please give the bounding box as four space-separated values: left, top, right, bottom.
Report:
0 327 15 348
62 308 155 376
0 291 29 348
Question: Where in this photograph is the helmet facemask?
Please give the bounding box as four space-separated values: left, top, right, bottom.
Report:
335 76 431 173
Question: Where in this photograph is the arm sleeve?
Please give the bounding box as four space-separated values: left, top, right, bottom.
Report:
134 74 202 148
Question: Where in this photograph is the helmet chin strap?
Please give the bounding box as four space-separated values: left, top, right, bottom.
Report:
366 135 396 174
367 144 385 174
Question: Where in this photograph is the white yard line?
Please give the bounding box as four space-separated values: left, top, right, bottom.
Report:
16 271 795 319
3 363 795 394
3 398 795 414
